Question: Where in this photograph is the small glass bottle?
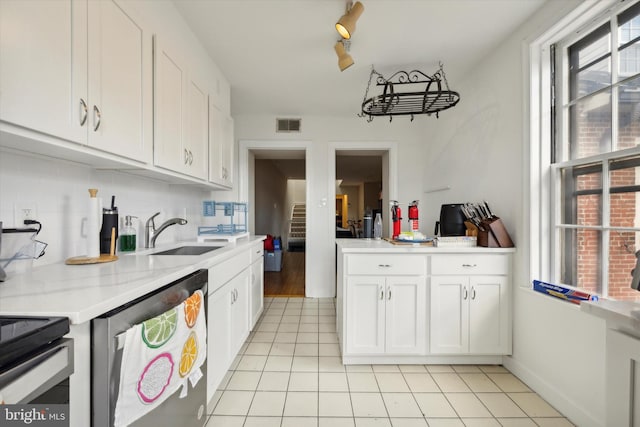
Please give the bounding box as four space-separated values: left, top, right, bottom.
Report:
119 215 137 252
374 213 383 240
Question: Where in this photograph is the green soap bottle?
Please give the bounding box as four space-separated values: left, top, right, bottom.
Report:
120 215 137 252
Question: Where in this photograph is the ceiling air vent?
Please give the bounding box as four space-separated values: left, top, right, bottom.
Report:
276 118 301 133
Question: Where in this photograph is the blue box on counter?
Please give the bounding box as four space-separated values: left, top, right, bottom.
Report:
532 279 599 305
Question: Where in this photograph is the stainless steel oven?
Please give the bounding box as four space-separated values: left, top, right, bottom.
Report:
0 316 73 405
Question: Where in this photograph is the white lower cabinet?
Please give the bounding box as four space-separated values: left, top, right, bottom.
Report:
249 244 264 329
207 265 249 403
344 255 426 356
338 248 513 363
430 258 510 355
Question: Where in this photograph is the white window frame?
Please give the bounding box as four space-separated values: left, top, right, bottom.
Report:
529 0 637 290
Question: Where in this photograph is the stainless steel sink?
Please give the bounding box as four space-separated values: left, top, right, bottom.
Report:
151 246 222 256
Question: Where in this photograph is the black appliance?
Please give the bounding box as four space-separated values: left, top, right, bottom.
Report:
435 203 467 236
0 316 73 404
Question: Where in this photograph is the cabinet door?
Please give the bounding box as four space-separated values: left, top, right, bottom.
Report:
430 276 469 354
185 77 209 179
0 0 87 143
345 276 386 355
221 114 234 186
87 0 149 161
207 282 233 403
385 276 426 354
154 36 186 173
469 276 508 354
208 103 225 185
250 258 264 329
230 268 250 356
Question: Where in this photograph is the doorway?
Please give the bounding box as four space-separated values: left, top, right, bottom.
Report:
246 148 307 297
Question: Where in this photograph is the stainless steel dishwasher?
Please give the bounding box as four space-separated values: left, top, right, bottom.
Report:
92 269 208 427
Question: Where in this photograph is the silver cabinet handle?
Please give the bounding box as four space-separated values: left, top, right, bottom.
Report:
230 290 235 304
462 264 477 268
471 287 476 300
190 150 194 165
379 286 384 300
463 286 468 300
387 286 391 300
234 288 238 301
93 105 101 131
79 98 88 126
378 264 391 268
184 148 189 165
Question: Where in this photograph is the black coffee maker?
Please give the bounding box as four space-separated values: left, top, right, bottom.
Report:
434 204 466 236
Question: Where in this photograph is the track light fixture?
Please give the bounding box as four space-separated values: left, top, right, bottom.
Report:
334 40 354 72
335 1 364 40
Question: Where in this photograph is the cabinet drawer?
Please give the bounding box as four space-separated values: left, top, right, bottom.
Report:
431 254 509 275
347 254 426 276
209 249 251 292
251 245 264 263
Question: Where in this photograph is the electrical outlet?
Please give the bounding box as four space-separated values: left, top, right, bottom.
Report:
14 203 37 225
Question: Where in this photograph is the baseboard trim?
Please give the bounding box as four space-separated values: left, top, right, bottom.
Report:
502 356 603 427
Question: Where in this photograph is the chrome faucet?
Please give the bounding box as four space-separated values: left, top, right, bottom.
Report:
145 212 188 248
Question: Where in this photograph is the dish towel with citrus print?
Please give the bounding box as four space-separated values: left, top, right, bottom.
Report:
114 289 206 427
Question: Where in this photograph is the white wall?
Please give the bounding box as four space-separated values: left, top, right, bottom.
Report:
425 1 606 426
0 150 209 265
234 115 425 297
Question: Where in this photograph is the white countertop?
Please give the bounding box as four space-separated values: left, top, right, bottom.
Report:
0 237 264 324
336 238 516 253
581 299 640 335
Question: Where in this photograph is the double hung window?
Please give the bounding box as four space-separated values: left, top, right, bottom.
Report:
552 1 640 301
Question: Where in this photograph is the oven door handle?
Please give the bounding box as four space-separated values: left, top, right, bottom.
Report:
0 339 74 404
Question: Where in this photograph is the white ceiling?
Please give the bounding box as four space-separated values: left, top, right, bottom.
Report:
173 0 548 117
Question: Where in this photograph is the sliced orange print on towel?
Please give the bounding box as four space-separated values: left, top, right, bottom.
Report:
179 331 198 378
183 291 202 328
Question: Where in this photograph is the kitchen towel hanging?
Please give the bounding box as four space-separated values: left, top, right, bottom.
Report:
113 290 206 427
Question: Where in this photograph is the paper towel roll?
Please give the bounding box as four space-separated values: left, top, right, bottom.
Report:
87 189 100 258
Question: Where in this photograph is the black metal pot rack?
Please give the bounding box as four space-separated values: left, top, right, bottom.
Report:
359 64 460 122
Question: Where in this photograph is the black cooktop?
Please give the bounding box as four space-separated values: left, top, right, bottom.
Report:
0 316 70 371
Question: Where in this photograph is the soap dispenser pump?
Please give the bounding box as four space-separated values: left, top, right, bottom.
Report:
120 215 138 252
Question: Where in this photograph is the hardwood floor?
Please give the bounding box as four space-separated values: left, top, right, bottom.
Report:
264 250 305 297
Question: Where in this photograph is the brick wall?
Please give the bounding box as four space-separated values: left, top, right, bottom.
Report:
573 102 640 301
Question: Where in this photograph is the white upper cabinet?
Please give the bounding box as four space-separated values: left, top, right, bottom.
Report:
154 36 209 180
209 102 234 188
0 0 151 162
86 0 150 161
0 0 87 143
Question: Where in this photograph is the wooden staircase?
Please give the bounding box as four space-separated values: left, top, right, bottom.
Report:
288 203 306 252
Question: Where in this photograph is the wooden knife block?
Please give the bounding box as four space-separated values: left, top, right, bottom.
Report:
477 218 514 248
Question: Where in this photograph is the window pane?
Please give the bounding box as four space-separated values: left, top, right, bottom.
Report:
562 166 602 225
569 25 611 101
619 4 640 45
569 90 612 159
561 228 602 295
610 158 640 227
619 43 640 78
573 58 611 99
608 231 640 302
618 75 640 151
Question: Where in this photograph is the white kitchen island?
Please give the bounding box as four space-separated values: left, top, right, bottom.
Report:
336 238 516 365
0 236 264 427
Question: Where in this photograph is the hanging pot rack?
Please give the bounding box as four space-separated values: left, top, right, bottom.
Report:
359 63 460 122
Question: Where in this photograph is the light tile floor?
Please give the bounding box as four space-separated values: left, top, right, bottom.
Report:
206 298 575 427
